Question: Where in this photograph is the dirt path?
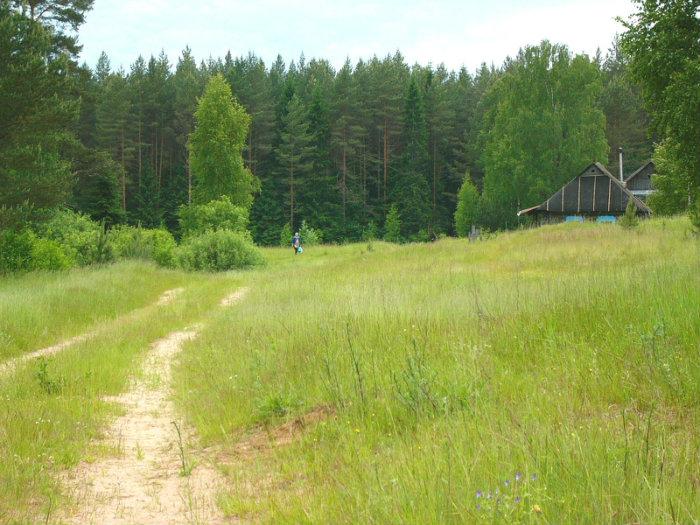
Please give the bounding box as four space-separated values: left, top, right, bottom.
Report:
57 288 247 524
58 329 227 524
0 288 184 377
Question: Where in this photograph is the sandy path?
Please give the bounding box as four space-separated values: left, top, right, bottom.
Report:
57 288 247 524
59 328 227 524
0 288 184 377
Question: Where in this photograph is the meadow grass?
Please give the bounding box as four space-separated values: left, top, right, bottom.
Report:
173 217 700 523
0 267 244 523
0 261 188 360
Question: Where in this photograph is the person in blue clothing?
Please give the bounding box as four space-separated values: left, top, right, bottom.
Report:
291 232 302 255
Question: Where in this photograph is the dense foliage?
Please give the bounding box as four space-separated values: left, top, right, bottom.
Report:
174 230 263 271
622 0 700 213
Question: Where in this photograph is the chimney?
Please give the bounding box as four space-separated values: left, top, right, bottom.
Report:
618 147 624 184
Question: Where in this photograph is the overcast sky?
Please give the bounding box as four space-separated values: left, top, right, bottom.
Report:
79 0 636 73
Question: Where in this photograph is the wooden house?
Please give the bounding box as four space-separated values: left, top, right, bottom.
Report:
624 160 655 202
517 162 651 222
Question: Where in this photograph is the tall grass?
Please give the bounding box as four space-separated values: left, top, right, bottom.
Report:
0 261 186 360
174 218 700 523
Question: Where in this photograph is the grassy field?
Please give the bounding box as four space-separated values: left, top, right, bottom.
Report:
0 262 188 360
0 218 698 523
174 218 699 523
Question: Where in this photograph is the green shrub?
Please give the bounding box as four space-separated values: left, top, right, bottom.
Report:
37 209 112 265
279 223 293 247
178 196 249 238
174 230 264 272
109 225 176 267
384 205 402 243
362 222 378 242
454 175 480 237
619 201 639 229
0 230 33 273
690 196 700 234
299 220 323 246
30 237 73 271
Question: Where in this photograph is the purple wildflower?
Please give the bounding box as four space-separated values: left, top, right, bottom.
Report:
515 496 522 504
515 472 523 482
504 479 511 487
476 490 483 499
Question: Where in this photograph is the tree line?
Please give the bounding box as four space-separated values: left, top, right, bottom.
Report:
2 0 697 246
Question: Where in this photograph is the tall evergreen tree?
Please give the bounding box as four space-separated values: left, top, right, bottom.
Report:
0 4 77 218
392 77 431 237
173 47 202 204
95 70 133 211
276 93 315 230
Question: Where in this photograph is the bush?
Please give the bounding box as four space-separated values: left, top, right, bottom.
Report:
690 196 700 234
174 230 264 271
37 209 112 265
455 176 480 237
619 200 639 229
109 225 177 267
299 220 323 246
0 230 72 273
30 237 73 271
0 230 34 273
362 222 378 242
384 205 402 243
279 223 293 247
178 196 249 238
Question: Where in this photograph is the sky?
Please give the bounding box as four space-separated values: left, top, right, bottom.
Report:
78 0 637 73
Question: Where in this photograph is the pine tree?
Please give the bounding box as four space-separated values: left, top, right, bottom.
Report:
422 65 456 235
70 147 123 224
392 77 430 238
306 85 341 238
276 93 314 230
0 5 77 213
331 60 365 238
173 47 202 204
189 74 258 207
95 70 133 211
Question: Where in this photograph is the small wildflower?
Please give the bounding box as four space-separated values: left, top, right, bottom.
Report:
475 491 483 499
532 504 542 514
531 473 538 481
486 492 492 500
515 472 522 482
476 504 481 511
515 496 521 504
504 479 510 487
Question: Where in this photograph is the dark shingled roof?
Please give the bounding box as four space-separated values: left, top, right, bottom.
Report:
518 162 652 217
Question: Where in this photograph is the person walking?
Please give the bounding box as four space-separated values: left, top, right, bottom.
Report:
292 232 302 255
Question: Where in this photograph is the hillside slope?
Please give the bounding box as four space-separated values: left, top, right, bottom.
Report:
175 218 699 523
